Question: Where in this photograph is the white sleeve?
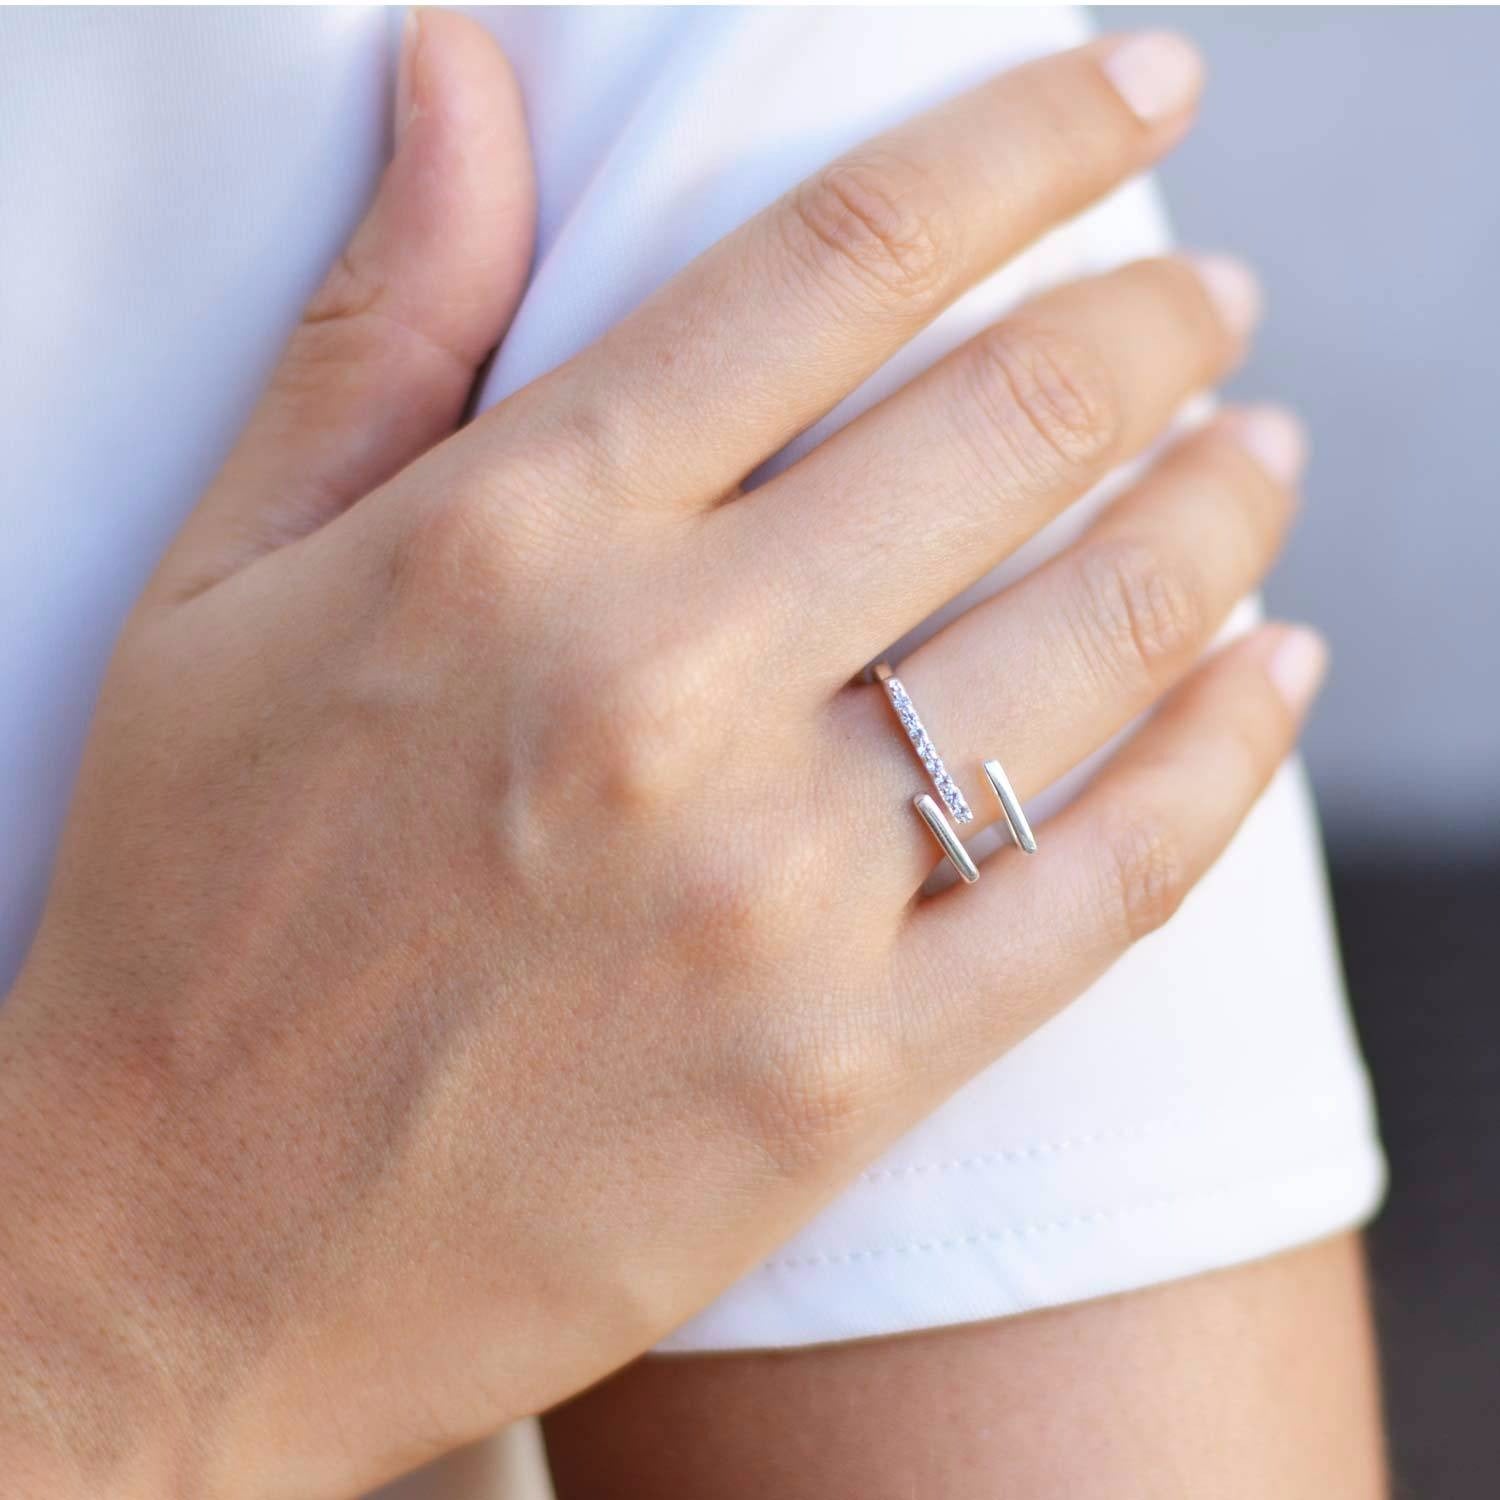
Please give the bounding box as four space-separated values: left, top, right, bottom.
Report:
475 4 1386 1350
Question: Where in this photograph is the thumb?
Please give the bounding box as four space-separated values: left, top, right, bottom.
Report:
156 8 535 604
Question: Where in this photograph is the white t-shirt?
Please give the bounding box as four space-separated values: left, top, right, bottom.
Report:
0 5 1383 1355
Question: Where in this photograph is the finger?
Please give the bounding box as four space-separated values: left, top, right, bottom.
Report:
154 9 536 604
833 404 1305 893
890 623 1328 1086
458 33 1204 515
723 253 1261 687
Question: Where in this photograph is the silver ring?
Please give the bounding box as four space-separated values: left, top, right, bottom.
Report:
871 660 978 883
872 661 972 824
983 757 1037 854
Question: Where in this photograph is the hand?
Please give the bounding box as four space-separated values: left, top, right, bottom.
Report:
0 15 1321 1498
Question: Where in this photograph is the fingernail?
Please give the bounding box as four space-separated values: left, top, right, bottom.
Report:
1222 404 1308 483
1267 626 1328 713
396 10 422 147
1188 252 1263 337
1103 32 1205 124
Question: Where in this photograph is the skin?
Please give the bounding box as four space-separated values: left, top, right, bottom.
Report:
545 1236 1386 1500
0 12 1382 1499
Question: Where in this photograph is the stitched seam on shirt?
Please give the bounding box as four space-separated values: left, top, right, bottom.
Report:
769 1145 1380 1271
856 1095 1367 1183
857 1120 1160 1182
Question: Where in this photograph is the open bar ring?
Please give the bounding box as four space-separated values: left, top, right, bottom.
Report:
871 661 978 883
983 758 1038 854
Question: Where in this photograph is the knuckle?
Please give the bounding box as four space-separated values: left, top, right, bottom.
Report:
786 152 953 310
1074 538 1203 690
303 247 382 331
963 322 1121 486
502 378 647 522
554 643 720 815
293 250 393 372
297 246 470 379
1102 803 1189 944
736 1007 889 1177
593 700 690 814
385 493 511 618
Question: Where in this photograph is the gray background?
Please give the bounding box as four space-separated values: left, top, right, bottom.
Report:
1107 13 1500 1496
1114 6 1500 857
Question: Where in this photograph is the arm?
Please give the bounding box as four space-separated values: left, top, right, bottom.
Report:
546 1235 1386 1500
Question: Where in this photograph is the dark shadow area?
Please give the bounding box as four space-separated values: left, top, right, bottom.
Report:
1331 853 1500 1499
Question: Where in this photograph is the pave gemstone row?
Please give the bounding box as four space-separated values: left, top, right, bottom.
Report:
882 675 973 825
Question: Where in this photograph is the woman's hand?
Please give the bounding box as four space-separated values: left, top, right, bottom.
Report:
1 14 1321 1497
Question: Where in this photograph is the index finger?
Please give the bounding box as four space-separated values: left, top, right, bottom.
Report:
468 33 1204 514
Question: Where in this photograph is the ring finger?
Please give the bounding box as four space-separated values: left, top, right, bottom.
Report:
824 405 1305 894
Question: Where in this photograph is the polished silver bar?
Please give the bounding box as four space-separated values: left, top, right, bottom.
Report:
982 758 1037 854
913 793 980 883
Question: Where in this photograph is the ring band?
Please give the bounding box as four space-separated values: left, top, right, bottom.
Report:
983 757 1038 855
872 661 972 825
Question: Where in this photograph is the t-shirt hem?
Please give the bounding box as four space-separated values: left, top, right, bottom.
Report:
655 1138 1387 1352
